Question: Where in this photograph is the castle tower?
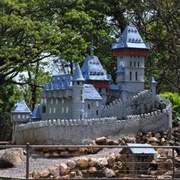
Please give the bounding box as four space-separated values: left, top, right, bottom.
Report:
81 43 111 105
11 99 31 141
72 63 85 119
149 77 157 106
112 24 150 96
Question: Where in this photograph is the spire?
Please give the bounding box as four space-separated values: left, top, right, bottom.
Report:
149 77 157 84
72 63 85 81
11 99 31 114
90 40 94 56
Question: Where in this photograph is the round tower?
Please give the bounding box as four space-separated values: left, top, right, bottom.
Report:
112 24 150 96
149 77 157 106
72 63 85 119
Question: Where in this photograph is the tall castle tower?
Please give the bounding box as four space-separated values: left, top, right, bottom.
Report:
72 63 85 119
112 24 150 96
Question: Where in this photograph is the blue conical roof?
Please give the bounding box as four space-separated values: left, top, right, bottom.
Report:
11 99 31 114
31 104 41 120
149 77 157 84
116 65 125 73
72 63 85 81
112 24 150 50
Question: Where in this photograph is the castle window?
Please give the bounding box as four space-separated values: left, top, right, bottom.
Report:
96 101 99 107
88 104 90 109
26 115 29 119
130 62 132 67
96 110 98 115
49 108 52 114
134 62 136 67
66 107 68 113
99 88 101 93
62 99 64 103
22 115 25 119
130 71 132 80
62 107 64 113
51 98 53 104
77 81 80 85
136 72 138 80
42 105 46 113
138 62 140 67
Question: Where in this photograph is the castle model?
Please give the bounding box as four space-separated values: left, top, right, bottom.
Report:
11 25 172 145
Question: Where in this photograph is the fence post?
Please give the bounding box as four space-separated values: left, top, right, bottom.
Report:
172 147 175 179
26 143 30 180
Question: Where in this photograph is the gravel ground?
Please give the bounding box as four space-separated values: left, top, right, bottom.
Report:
0 148 120 179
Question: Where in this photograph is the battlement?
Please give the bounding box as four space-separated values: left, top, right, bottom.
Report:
15 97 171 145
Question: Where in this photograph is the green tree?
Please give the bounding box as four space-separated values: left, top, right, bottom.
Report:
0 83 16 141
160 92 180 120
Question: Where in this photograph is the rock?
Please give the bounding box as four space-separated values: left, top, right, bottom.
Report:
0 148 24 168
95 136 107 144
69 171 76 178
59 163 70 175
104 168 116 177
52 151 59 157
67 160 76 169
89 157 98 167
44 152 51 158
32 170 39 178
107 153 116 167
147 137 159 143
49 166 59 178
75 157 89 168
37 169 50 178
97 157 108 168
88 166 97 174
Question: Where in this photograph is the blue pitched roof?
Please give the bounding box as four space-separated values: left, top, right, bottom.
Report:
72 63 85 81
81 55 111 81
44 74 72 91
31 104 41 120
120 85 128 92
109 84 120 91
127 143 156 154
84 84 102 100
11 99 31 114
112 24 150 50
116 65 125 73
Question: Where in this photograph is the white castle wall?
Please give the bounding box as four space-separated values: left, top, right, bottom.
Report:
15 96 172 145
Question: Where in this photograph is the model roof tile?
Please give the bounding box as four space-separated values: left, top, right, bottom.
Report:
112 24 150 50
84 84 102 100
126 143 156 154
31 104 41 120
72 63 85 81
81 55 111 81
11 99 31 114
44 74 72 91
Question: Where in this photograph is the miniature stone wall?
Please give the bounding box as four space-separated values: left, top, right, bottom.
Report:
15 96 171 145
102 90 154 119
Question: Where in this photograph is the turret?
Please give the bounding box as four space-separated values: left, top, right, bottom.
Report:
72 63 85 119
11 99 31 141
112 24 150 96
149 77 157 106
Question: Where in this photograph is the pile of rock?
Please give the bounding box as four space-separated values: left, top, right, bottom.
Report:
30 153 123 179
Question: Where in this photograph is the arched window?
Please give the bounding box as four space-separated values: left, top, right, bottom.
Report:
42 105 46 113
136 72 138 80
130 71 132 80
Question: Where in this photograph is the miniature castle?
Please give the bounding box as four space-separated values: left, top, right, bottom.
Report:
11 25 172 145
